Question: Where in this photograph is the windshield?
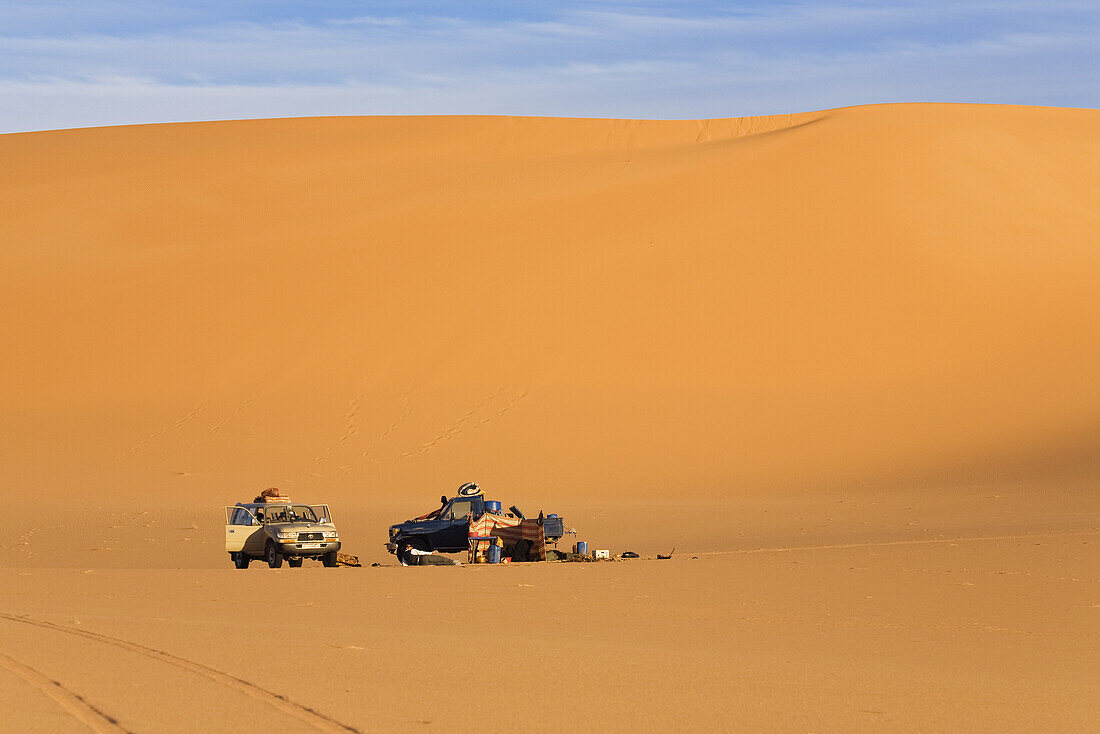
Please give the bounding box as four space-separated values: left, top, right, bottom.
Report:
257 504 318 524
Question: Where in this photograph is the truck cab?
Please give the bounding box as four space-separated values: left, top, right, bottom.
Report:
387 494 485 554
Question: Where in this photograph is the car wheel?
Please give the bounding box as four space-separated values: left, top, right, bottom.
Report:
322 551 339 567
396 541 411 565
287 557 303 568
265 541 283 568
234 552 250 569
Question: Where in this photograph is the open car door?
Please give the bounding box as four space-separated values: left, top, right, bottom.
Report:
310 504 333 524
224 506 262 553
437 498 478 550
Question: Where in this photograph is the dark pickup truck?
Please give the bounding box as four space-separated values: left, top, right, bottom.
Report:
386 486 565 563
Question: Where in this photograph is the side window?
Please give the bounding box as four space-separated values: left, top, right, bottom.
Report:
232 508 254 526
445 500 474 520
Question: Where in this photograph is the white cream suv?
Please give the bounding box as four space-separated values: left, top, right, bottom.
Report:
224 502 341 569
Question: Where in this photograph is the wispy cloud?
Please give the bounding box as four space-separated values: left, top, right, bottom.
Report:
0 1 1097 132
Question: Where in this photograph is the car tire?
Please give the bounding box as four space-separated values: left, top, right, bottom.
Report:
234 552 250 569
396 541 412 565
322 551 339 568
287 558 303 568
265 541 283 568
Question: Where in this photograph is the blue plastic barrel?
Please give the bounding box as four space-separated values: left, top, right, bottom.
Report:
485 500 502 513
486 544 503 563
575 541 589 556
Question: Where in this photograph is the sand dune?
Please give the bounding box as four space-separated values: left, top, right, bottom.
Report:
2 103 1098 508
1 104 1098 731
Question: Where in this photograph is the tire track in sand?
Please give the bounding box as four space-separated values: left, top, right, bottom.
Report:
0 612 360 734
0 649 132 733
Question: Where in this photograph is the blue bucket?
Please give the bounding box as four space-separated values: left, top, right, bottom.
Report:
485 500 502 513
575 541 589 556
486 544 503 564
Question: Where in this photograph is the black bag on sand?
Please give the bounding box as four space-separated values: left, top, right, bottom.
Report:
512 539 533 562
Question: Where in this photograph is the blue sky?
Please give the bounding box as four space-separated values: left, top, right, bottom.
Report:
1 1 1097 132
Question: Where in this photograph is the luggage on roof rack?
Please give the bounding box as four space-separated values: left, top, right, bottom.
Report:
253 487 291 503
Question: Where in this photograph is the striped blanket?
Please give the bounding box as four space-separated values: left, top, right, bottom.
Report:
468 514 546 562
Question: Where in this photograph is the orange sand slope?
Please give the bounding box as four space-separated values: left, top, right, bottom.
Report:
1 103 1098 506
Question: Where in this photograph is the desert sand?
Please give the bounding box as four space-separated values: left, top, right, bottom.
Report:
0 103 1098 732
